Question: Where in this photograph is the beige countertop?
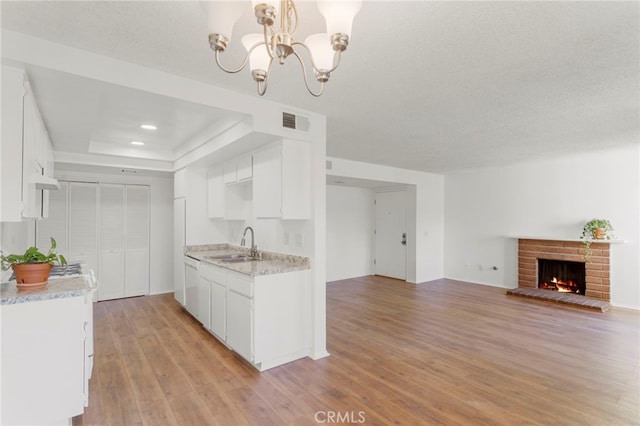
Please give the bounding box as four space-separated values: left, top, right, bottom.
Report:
184 244 310 277
1 275 90 305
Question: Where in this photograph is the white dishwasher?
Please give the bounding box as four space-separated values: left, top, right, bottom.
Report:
184 256 200 318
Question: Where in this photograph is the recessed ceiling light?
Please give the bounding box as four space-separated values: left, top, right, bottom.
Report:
130 141 145 146
140 124 157 130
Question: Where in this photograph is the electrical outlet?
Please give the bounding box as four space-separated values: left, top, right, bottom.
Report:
283 232 290 246
295 233 304 248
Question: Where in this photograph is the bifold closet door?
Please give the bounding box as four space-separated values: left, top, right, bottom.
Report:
68 182 98 275
98 184 126 301
124 185 149 297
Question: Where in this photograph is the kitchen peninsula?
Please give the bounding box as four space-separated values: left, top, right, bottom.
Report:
1 269 95 425
181 243 310 371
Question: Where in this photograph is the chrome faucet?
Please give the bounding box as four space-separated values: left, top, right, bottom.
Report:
241 226 258 257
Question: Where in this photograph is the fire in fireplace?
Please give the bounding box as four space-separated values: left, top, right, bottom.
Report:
538 259 586 295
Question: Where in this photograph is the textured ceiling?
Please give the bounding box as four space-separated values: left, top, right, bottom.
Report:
1 1 638 173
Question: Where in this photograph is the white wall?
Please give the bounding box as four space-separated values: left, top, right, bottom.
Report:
327 157 445 284
0 221 35 282
326 185 374 282
54 169 175 295
444 144 640 309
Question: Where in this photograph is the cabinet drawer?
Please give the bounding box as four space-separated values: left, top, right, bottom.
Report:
227 273 253 298
200 263 226 284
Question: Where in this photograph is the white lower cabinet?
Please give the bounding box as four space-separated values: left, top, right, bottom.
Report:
198 276 211 330
184 257 199 319
226 272 254 361
1 296 87 425
201 262 227 339
210 280 226 339
194 262 309 371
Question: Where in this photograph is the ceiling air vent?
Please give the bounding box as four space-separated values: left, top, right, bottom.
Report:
283 112 296 129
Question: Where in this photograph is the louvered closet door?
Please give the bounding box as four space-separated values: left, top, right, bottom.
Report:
68 182 98 276
36 181 68 259
98 184 125 301
124 185 149 297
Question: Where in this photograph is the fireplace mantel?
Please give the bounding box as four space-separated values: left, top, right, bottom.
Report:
509 236 627 244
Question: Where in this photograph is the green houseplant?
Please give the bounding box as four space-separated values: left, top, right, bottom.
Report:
580 219 614 261
1 237 67 291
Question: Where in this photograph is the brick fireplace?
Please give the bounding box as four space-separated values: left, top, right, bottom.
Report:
507 238 611 312
517 238 610 300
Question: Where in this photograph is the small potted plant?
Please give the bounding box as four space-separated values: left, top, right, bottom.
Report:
580 219 614 261
1 237 67 291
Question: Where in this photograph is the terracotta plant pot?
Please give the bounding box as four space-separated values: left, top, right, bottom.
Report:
12 263 53 291
594 227 607 239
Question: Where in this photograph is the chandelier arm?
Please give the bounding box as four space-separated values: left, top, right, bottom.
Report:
256 56 275 96
215 44 268 74
291 42 343 74
291 50 324 97
263 24 276 59
288 0 298 37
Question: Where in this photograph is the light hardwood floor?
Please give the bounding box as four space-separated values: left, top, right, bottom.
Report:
74 276 639 425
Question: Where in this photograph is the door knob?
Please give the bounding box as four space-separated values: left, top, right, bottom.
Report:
401 233 407 245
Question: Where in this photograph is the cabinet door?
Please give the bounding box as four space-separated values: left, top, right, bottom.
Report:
21 88 39 219
0 67 25 222
68 182 98 274
185 261 199 318
125 185 149 297
253 144 282 218
1 296 86 424
207 166 225 219
98 184 125 301
198 277 212 329
210 281 226 339
227 290 253 361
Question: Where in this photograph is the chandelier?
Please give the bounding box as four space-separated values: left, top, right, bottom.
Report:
203 0 363 97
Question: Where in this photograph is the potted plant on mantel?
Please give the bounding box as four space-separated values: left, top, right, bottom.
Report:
0 237 67 291
580 218 614 261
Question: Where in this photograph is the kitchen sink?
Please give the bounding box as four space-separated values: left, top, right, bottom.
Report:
202 253 261 263
205 253 245 260
205 253 243 260
222 256 261 263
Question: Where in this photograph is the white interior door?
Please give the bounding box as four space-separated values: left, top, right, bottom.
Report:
99 184 125 301
374 190 407 280
68 182 98 274
124 185 150 297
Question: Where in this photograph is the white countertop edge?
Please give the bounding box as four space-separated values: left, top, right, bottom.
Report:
508 236 628 244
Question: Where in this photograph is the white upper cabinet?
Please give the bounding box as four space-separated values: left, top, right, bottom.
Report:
253 140 310 219
1 67 26 221
0 66 56 221
223 153 252 184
